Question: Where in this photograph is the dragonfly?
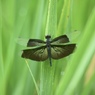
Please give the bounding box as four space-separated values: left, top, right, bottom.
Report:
21 35 76 66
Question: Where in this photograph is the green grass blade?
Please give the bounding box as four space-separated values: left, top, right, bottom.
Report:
40 0 57 95
55 6 95 95
81 70 95 95
45 0 57 36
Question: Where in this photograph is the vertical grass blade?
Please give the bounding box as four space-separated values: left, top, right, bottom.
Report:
55 7 95 95
40 0 57 95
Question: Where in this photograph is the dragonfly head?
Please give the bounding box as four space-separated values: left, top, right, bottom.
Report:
45 35 51 39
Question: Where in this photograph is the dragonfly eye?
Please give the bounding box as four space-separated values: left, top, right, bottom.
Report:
45 35 51 39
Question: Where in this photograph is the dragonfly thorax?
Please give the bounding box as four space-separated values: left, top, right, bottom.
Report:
45 35 51 47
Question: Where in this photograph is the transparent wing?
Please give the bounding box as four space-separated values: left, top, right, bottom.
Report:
22 46 48 61
50 35 69 44
15 38 29 46
27 39 46 47
66 30 81 42
51 44 76 59
16 37 46 47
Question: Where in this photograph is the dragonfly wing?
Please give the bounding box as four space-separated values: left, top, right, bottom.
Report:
50 35 69 44
16 38 29 46
51 44 76 59
27 39 46 47
22 46 48 61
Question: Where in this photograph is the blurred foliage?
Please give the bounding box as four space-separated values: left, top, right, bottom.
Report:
0 0 95 95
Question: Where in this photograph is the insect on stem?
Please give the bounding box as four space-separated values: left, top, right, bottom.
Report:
21 35 76 66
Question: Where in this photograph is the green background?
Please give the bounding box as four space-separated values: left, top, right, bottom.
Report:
0 0 95 95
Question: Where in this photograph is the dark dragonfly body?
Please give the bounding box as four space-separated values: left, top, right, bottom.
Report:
46 35 52 66
22 35 76 66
